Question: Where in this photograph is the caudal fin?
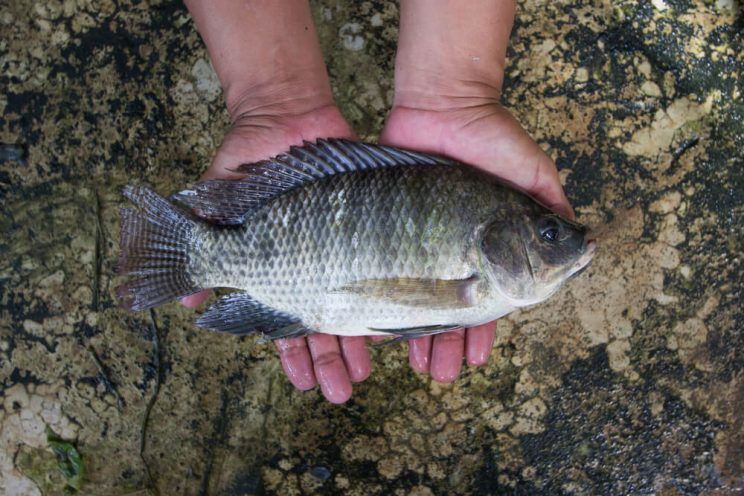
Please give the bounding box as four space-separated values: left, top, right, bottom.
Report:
116 185 202 311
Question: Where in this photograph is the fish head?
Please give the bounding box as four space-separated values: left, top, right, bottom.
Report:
479 205 596 306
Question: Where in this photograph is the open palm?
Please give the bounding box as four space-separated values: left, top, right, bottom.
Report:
380 102 573 382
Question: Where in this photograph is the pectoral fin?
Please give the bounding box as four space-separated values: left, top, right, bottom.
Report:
334 276 479 309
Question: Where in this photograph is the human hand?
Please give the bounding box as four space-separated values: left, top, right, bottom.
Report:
380 82 572 384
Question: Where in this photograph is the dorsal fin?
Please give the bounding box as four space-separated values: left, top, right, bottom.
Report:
172 139 454 225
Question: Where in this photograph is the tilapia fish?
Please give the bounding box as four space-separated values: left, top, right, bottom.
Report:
117 139 595 339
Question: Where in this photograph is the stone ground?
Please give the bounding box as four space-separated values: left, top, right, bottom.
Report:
1 0 742 494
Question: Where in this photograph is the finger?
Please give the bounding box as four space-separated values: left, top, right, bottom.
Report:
307 334 353 404
181 290 210 308
368 335 387 342
275 338 316 391
408 336 433 373
523 152 574 220
430 329 465 383
339 336 372 383
455 109 573 218
465 322 496 366
474 139 573 219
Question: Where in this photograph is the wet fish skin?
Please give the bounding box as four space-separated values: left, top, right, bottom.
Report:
117 139 594 339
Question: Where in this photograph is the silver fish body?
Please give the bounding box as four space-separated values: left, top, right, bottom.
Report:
117 139 595 339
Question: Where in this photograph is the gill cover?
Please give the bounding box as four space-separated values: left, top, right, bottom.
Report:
480 220 536 302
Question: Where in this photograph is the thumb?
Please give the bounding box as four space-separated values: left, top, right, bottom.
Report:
444 108 574 219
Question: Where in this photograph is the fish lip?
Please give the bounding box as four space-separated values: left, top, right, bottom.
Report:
581 238 597 263
569 238 597 279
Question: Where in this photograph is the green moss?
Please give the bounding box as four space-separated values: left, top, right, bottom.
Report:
47 427 85 493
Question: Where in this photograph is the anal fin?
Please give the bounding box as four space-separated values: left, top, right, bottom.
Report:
195 292 307 339
370 324 463 345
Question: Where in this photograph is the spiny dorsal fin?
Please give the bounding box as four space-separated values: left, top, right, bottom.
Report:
172 139 455 225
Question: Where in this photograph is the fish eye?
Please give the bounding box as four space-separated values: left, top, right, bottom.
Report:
538 217 560 243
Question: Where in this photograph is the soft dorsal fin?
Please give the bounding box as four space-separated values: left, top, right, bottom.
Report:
172 139 454 225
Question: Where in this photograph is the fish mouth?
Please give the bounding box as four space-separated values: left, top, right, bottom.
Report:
568 238 597 280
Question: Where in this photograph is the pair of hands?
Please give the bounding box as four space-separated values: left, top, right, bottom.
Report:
182 95 572 404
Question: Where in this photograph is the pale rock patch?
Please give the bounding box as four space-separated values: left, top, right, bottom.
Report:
641 80 662 97
650 191 682 213
623 95 714 158
340 23 365 51
668 294 719 371
191 58 221 101
1 384 78 496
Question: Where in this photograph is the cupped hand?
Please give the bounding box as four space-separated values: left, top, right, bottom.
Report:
182 102 370 404
380 98 573 383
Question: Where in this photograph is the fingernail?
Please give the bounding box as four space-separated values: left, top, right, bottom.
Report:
467 349 489 366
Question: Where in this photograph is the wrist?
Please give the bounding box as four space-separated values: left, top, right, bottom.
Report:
392 0 513 112
392 64 505 112
184 0 335 122
224 71 336 125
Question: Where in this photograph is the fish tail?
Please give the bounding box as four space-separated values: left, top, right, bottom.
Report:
116 185 202 311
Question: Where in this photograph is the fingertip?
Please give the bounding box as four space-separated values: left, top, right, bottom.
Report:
430 329 465 383
322 380 353 404
466 353 490 367
307 334 354 404
316 365 353 404
181 290 210 308
286 359 317 390
465 322 497 366
349 360 371 383
340 337 372 383
292 375 317 391
431 366 460 384
408 336 432 373
554 195 575 220
276 338 317 391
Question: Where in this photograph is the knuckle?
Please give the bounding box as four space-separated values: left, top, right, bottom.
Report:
313 351 344 369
